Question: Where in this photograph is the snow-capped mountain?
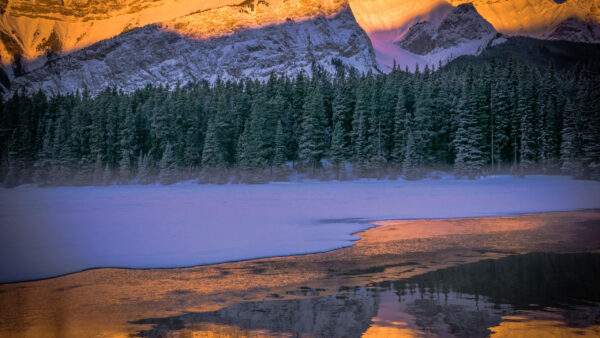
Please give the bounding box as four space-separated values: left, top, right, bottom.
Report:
1 0 599 93
4 0 378 95
396 3 503 68
0 0 357 68
348 0 600 70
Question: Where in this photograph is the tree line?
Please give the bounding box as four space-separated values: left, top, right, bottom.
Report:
1 59 599 187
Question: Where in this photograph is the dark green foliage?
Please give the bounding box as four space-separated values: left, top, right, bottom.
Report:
0 58 597 186
273 120 287 168
159 143 178 185
453 79 486 178
298 87 328 172
402 131 419 180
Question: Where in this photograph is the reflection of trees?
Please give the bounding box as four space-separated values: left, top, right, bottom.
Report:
376 253 600 337
404 253 600 309
133 253 600 337
133 287 380 337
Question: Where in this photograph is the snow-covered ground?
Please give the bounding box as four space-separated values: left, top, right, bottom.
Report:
1 175 599 283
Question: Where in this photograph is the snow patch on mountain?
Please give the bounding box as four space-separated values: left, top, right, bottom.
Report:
7 7 378 95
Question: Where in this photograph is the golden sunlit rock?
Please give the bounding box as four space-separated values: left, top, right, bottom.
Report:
0 0 349 65
1 0 598 65
348 0 600 36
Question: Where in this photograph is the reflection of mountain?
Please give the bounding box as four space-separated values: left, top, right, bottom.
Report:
133 287 380 337
131 253 600 337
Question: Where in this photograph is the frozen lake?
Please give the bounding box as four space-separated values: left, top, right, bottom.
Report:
1 175 600 283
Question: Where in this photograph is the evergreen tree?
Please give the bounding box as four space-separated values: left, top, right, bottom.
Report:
236 119 253 170
201 118 224 169
518 71 538 174
298 88 327 172
402 131 419 180
390 89 408 164
560 98 582 176
453 82 486 178
273 120 287 168
351 80 371 169
580 79 600 179
102 163 112 185
136 151 154 184
93 154 104 186
159 144 178 184
118 149 133 184
329 120 346 178
490 81 511 169
0 57 594 186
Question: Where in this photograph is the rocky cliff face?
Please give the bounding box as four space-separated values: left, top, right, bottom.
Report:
348 0 599 70
398 3 499 56
7 5 377 95
1 0 598 92
0 0 352 67
545 17 600 43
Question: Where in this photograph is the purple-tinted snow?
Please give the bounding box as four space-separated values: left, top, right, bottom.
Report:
1 175 599 283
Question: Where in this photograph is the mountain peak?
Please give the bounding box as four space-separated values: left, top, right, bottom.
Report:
454 2 476 13
397 2 497 57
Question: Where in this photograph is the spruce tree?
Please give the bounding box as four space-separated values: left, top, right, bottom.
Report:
490 81 511 169
580 79 600 179
159 144 178 184
273 120 287 168
136 152 154 184
102 163 112 185
202 118 224 169
329 121 346 178
93 154 104 186
236 120 253 170
453 82 486 178
298 88 327 173
518 71 538 174
351 80 371 170
118 149 133 184
560 98 582 176
391 88 408 165
402 131 419 180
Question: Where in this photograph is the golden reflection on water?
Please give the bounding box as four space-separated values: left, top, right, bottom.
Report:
362 325 423 338
156 323 291 338
490 313 600 338
1 211 599 337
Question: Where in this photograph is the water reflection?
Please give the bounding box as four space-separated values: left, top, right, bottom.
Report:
133 253 600 337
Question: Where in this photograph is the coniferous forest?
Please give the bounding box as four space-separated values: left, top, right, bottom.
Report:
1 59 599 187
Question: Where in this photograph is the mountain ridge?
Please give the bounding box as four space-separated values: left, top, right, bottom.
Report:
6 6 378 95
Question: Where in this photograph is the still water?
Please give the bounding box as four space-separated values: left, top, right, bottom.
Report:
133 253 600 337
